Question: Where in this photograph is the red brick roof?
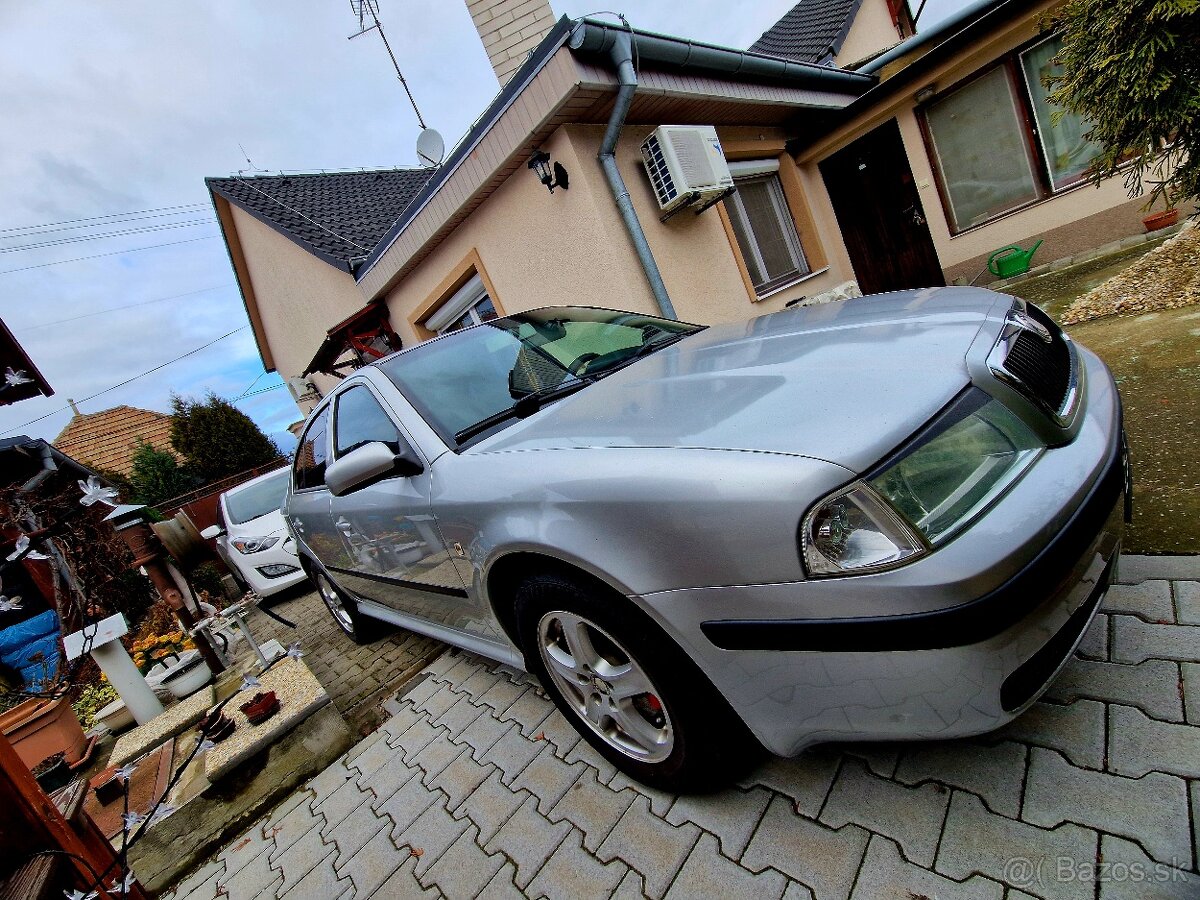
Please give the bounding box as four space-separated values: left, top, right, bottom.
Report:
53 405 180 478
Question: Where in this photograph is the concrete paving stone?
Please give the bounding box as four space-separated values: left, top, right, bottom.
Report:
376 774 442 837
451 705 510 761
837 743 900 779
420 650 458 680
395 672 439 705
453 767 528 843
440 653 484 685
457 665 504 700
850 835 1004 900
391 717 442 761
273 826 334 895
894 740 1028 819
1191 782 1200 880
513 743 587 814
1023 747 1191 866
476 862 527 900
1104 581 1176 622
534 708 582 758
563 739 618 786
1183 663 1200 725
1108 704 1200 778
428 747 492 808
169 869 223 900
611 869 651 899
413 681 463 721
526 829 631 900
362 744 423 803
481 720 545 785
498 685 555 736
326 797 387 863
266 793 326 857
665 785 771 861
214 847 282 900
433 694 487 739
419 825 505 898
368 854 440 899
781 882 815 900
279 852 353 899
742 749 841 817
741 794 869 900
606 770 676 817
550 768 636 851
478 677 529 715
936 791 1097 900
347 733 401 785
994 698 1107 770
316 778 373 835
1097 835 1200 900
380 702 425 742
411 728 463 781
216 823 271 880
333 823 407 898
344 729 388 767
309 758 357 804
1076 612 1110 660
1176 581 1200 626
596 794 701 899
664 832 788 900
820 757 949 868
169 858 226 900
1112 615 1200 664
1117 557 1200 584
486 793 572 888
1044 656 1184 722
393 797 470 878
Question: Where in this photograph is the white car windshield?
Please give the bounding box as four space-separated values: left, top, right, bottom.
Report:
225 469 290 524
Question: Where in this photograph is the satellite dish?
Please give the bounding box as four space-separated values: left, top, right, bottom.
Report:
416 128 444 167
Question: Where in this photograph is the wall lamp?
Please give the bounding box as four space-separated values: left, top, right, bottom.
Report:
528 150 569 194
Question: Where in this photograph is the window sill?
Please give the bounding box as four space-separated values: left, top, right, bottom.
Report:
753 267 830 301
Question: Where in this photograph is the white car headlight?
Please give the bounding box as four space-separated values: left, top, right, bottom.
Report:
802 389 1043 577
232 536 280 554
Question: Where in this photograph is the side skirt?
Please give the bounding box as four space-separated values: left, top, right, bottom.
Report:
354 596 526 670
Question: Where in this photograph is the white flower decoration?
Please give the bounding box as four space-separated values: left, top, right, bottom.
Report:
113 872 137 895
62 889 96 900
241 675 261 691
121 811 145 829
148 803 176 824
78 475 119 508
0 595 22 613
7 535 48 562
196 738 215 755
4 367 33 388
286 641 304 660
114 764 136 783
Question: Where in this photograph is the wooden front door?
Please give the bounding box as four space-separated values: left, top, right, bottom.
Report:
819 119 944 295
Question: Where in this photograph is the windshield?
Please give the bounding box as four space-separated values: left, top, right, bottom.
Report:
379 307 702 446
225 469 290 525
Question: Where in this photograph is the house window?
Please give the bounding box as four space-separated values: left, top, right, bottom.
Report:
423 273 498 335
724 160 811 295
923 35 1101 233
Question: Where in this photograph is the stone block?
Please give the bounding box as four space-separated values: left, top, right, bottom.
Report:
477 862 526 900
1075 612 1109 659
393 797 470 877
375 773 441 836
213 845 281 900
1184 663 1200 725
334 824 407 898
485 794 572 888
451 707 509 761
526 830 631 900
1044 656 1184 721
110 686 216 768
1111 615 1200 664
665 833 788 900
597 795 700 899
550 768 635 851
994 699 1106 769
1117 557 1200 584
1097 835 1199 899
273 825 333 895
372 854 440 899
1104 581 1175 622
850 835 1003 900
480 720 544 784
512 743 585 814
277 853 351 899
665 785 772 860
895 740 1028 819
497 685 554 736
324 794 386 862
741 749 840 816
1175 581 1200 626
453 767 526 843
428 747 492 808
315 777 371 835
1107 705 1200 778
433 694 486 738
410 728 462 781
420 825 505 898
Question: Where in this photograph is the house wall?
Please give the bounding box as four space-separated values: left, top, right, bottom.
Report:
835 0 902 68
800 1 1168 286
229 205 363 395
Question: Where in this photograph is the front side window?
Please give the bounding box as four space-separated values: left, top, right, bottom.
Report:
294 405 330 491
725 170 811 294
334 385 401 456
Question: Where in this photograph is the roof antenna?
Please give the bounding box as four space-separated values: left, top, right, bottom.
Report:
237 143 269 176
348 1 444 167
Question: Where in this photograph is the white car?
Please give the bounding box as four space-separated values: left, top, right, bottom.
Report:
202 468 306 597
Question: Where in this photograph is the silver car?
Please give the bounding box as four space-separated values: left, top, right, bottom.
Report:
284 290 1126 791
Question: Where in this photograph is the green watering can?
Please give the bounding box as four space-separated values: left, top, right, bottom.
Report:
987 239 1043 279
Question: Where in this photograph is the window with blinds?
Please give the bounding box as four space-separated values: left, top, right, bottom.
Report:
724 163 811 295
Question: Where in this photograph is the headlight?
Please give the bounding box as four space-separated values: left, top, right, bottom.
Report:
802 389 1043 577
232 536 280 554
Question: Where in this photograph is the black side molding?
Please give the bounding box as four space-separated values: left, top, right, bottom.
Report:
326 564 469 599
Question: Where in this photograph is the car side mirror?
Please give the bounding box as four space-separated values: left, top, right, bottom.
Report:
201 525 224 540
324 440 424 497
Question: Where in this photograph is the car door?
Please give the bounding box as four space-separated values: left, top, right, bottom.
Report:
323 381 472 629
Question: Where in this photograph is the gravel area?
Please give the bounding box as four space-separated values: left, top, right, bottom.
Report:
1061 219 1200 324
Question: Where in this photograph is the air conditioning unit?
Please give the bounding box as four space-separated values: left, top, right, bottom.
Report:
286 376 321 406
640 126 734 215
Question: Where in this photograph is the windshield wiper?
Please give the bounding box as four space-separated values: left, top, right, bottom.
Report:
588 330 695 379
454 377 592 445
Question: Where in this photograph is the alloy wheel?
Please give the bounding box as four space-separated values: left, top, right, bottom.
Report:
317 575 354 633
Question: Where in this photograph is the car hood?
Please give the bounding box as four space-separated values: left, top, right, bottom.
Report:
473 287 1009 473
225 507 288 539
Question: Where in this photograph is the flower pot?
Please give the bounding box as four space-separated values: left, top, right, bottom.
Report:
94 698 136 733
201 709 235 742
0 696 87 768
33 753 71 793
160 654 213 699
239 691 280 725
1143 209 1179 232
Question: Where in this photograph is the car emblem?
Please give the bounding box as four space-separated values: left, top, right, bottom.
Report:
1005 310 1053 344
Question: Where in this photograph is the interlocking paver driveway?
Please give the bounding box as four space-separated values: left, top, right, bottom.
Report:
166 556 1200 899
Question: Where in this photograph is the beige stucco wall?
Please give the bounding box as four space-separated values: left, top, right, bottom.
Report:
835 0 902 68
230 205 364 394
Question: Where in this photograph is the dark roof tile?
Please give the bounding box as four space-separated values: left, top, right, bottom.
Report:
750 0 865 64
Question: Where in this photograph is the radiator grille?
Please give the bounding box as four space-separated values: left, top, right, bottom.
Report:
1001 304 1072 413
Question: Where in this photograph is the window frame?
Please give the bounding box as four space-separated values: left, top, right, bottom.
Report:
332 383 404 459
292 401 332 493
918 32 1098 236
723 161 813 297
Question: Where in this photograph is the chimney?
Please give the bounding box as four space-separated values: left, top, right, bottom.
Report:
67 398 81 416
468 0 556 86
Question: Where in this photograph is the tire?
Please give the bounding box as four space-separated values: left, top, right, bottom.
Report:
514 572 760 792
313 570 383 645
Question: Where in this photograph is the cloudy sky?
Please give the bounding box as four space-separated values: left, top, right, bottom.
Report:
0 0 966 451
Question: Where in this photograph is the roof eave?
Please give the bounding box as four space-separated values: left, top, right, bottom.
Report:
206 188 277 372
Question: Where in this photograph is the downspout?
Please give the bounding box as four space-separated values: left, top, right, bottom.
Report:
594 27 677 320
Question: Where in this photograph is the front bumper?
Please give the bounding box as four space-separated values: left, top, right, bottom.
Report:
639 348 1125 757
230 535 307 597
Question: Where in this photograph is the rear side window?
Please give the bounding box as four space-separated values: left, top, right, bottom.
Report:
294 405 330 490
334 386 401 457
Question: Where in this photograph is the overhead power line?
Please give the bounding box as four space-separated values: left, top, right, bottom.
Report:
14 284 233 331
0 236 220 275
0 203 208 236
0 219 214 254
0 325 250 436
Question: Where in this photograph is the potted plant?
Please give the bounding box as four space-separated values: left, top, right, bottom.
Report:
1142 204 1180 232
32 751 71 793
133 630 211 699
0 694 88 768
